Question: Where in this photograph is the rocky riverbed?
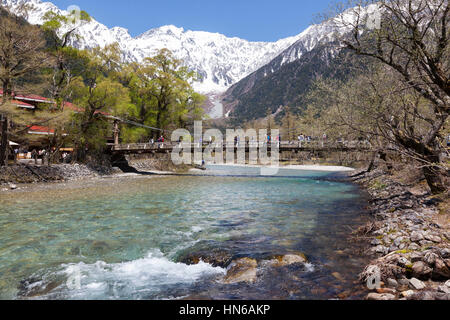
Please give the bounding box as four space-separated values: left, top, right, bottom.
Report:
0 157 181 188
0 164 112 187
349 168 450 300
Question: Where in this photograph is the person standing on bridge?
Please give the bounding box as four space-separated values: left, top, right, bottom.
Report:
298 134 305 148
322 133 327 148
158 136 164 149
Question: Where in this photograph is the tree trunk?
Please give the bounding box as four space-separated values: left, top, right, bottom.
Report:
2 81 12 102
422 153 446 194
366 150 379 173
379 151 393 171
155 105 162 140
0 116 8 167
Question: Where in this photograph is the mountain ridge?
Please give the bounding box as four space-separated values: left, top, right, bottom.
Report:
1 0 305 93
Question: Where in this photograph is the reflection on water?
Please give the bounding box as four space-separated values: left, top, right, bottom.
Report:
0 172 370 300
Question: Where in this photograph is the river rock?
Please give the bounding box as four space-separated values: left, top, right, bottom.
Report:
438 285 450 294
408 243 420 250
445 259 450 269
441 249 450 259
419 240 434 247
18 278 62 298
409 278 426 290
398 278 410 286
415 291 437 300
410 252 423 263
397 256 411 268
372 245 389 255
263 253 307 268
433 258 450 279
223 258 258 284
401 290 415 298
367 293 396 300
176 241 234 268
393 237 404 247
376 288 396 294
371 239 382 246
435 293 450 301
410 231 424 242
332 272 344 281
424 234 442 243
281 254 307 265
388 245 398 253
387 278 398 288
412 261 432 279
423 252 439 266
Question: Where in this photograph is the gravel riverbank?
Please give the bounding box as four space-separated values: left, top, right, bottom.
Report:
0 164 111 187
349 168 450 300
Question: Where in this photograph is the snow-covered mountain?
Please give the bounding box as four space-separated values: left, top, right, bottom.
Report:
0 0 367 95
1 0 305 93
221 3 381 120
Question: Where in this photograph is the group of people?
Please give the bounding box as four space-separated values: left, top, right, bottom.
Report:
297 133 327 147
61 152 72 163
13 148 48 164
12 148 73 164
148 133 331 149
149 136 165 148
297 134 311 147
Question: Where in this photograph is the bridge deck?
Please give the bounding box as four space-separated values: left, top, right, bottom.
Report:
109 142 375 154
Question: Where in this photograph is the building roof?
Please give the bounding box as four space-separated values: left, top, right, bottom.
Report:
11 99 35 109
0 90 53 104
2 91 113 137
1 90 111 116
27 125 55 135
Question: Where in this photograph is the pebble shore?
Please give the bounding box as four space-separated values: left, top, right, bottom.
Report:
350 168 450 300
0 164 113 189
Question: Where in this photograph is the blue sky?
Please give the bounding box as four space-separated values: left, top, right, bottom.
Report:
51 0 334 41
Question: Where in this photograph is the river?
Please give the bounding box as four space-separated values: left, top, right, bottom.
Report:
0 167 370 300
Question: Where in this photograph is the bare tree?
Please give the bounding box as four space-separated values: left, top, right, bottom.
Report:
329 0 449 193
0 7 50 166
0 9 49 99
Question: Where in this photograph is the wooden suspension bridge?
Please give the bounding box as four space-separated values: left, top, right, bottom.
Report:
107 116 380 156
108 141 376 154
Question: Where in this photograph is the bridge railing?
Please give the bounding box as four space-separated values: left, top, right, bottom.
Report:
111 140 373 151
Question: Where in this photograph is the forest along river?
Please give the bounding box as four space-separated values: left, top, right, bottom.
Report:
0 167 371 300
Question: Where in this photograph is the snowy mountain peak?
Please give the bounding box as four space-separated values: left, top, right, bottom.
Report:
139 25 185 38
0 0 341 94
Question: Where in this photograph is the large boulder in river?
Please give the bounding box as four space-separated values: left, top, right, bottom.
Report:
223 258 258 284
262 253 308 267
175 241 234 268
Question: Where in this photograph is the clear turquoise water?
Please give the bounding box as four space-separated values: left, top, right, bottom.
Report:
0 171 369 300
